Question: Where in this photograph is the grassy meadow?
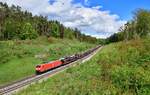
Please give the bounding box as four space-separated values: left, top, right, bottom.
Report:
17 37 150 95
0 37 95 86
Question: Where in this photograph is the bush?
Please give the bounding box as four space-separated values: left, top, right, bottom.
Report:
19 23 38 40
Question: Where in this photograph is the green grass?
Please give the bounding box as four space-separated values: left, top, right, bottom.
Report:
17 37 150 95
0 37 95 86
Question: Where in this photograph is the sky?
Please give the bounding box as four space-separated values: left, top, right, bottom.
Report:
0 0 150 38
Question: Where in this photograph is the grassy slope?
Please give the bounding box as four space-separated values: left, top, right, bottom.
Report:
17 37 150 95
0 37 95 86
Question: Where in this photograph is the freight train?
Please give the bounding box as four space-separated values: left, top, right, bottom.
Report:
35 46 100 74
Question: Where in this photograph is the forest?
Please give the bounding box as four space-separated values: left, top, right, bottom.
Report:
1 2 150 45
0 2 100 44
106 9 150 43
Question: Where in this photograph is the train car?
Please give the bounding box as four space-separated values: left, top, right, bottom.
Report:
62 55 79 65
36 60 63 74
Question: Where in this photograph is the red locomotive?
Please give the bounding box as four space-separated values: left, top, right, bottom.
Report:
36 60 63 74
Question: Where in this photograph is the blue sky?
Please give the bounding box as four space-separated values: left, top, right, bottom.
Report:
73 0 150 20
1 0 150 38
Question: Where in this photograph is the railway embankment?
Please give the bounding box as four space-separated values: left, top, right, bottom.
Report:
0 37 96 86
0 46 101 95
17 37 150 95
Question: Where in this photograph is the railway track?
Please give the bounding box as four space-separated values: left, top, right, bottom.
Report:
0 46 101 95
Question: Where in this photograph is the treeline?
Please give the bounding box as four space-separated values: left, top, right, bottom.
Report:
0 2 99 44
106 9 150 43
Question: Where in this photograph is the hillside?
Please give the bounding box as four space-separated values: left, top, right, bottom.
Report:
17 37 150 95
0 37 95 86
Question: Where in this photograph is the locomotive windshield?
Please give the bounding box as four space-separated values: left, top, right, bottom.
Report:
36 65 41 68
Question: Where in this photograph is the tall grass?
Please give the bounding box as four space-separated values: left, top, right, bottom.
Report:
17 37 150 95
0 37 95 86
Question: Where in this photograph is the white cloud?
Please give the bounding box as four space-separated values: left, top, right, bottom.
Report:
92 6 102 10
0 0 126 38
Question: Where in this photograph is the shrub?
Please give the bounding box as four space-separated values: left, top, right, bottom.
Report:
19 23 38 40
